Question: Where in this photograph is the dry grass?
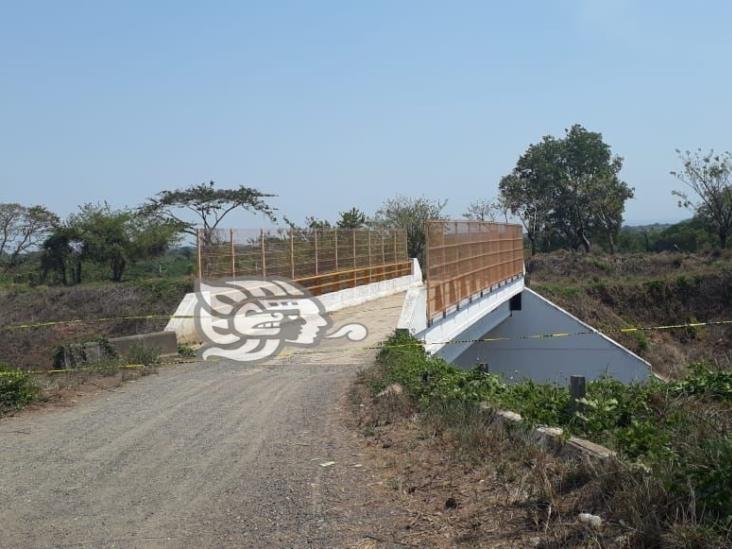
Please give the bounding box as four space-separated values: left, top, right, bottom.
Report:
528 251 732 379
350 364 732 548
0 277 191 370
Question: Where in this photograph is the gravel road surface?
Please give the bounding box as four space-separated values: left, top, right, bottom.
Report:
0 293 407 548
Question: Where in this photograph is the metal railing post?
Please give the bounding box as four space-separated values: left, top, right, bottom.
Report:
197 229 203 283
230 228 236 278
367 229 372 283
393 231 397 265
334 228 338 270
260 229 266 277
290 229 295 279
352 230 357 286
314 229 319 275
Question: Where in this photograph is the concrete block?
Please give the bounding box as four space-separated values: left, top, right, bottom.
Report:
496 409 523 423
533 426 565 451
479 402 616 462
109 331 178 357
565 436 616 460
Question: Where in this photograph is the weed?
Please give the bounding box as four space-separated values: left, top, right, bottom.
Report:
632 330 649 353
122 344 160 376
177 343 196 358
374 331 732 542
0 363 39 413
126 343 160 367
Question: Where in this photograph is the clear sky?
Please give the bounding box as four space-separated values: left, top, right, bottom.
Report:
2 1 731 227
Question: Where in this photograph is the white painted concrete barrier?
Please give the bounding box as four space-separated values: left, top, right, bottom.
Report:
166 258 422 344
399 276 525 364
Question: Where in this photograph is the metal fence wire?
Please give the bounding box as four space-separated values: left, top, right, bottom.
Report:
197 227 410 295
425 220 524 322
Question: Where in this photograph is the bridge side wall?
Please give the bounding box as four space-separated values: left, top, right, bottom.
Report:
167 258 422 344
452 288 652 384
403 276 525 364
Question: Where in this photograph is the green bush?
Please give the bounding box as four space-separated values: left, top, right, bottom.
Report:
376 332 732 530
0 364 39 413
177 343 196 358
125 344 160 367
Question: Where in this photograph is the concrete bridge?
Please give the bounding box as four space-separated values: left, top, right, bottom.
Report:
169 221 651 385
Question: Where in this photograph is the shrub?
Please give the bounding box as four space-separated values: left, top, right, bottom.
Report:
375 331 732 536
125 343 160 367
0 363 39 413
177 343 196 358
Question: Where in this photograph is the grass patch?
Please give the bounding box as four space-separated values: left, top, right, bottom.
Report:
371 331 732 545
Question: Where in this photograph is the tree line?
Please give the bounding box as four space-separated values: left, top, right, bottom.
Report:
467 125 732 255
0 186 448 285
2 124 731 284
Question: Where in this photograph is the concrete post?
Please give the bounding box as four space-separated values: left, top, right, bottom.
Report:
570 375 586 412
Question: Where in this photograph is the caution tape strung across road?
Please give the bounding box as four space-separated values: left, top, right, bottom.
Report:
2 309 732 365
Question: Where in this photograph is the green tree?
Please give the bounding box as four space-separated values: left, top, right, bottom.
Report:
40 225 83 285
336 207 366 229
305 216 331 229
65 203 181 282
671 149 732 248
0 203 58 272
499 136 564 255
500 125 633 254
143 181 276 242
372 195 447 264
463 198 505 222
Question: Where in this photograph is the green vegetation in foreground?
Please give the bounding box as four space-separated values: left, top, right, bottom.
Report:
0 363 40 414
376 331 732 528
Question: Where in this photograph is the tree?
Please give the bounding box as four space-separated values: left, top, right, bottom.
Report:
557 125 631 253
143 181 276 242
499 136 564 255
305 216 331 229
337 207 367 229
463 198 505 222
61 203 181 282
671 149 732 248
499 125 633 254
589 175 634 253
372 195 447 264
40 226 83 285
0 203 58 272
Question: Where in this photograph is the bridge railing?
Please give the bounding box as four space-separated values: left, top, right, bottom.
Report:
425 220 524 322
197 227 410 296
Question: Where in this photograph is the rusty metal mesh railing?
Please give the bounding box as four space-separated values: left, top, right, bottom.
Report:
425 220 524 322
197 228 410 295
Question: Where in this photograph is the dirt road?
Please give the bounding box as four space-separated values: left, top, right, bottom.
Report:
0 294 407 548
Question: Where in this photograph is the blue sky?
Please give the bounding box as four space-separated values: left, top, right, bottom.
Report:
2 1 731 226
